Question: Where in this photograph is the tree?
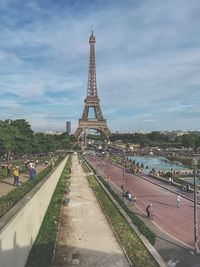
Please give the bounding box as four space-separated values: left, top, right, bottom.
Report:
0 119 77 157
10 119 33 138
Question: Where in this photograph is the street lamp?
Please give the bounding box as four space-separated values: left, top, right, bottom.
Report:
121 148 125 196
193 158 200 255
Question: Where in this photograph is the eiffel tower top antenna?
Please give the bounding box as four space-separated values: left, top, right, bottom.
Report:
91 24 94 34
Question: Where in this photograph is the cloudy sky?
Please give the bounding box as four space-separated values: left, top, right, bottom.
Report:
0 0 200 133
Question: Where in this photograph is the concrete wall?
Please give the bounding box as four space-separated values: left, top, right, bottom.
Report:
0 157 68 267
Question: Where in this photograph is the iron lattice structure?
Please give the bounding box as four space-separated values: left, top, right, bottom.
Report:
75 32 110 140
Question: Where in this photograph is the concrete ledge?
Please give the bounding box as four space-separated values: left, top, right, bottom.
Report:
0 157 68 267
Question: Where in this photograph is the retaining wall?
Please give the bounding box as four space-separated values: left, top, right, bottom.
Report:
0 157 68 267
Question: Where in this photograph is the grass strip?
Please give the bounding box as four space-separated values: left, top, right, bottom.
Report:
81 160 92 173
98 175 156 245
83 157 156 245
25 156 71 267
88 175 159 267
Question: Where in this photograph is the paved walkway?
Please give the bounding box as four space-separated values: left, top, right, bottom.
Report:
88 156 200 267
0 165 46 197
53 155 130 267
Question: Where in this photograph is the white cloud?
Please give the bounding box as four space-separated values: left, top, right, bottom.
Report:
0 0 200 132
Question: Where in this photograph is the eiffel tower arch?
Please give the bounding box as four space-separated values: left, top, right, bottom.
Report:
75 31 110 141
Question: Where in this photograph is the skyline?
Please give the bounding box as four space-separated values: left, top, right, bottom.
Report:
0 0 200 133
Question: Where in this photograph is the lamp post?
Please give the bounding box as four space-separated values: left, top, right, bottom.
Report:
121 148 125 196
96 157 99 175
193 158 200 255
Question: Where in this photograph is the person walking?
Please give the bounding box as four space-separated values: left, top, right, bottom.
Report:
146 204 152 218
176 194 181 207
50 158 54 170
29 165 37 180
13 166 19 186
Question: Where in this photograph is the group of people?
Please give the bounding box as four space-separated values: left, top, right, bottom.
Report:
124 190 137 202
11 162 37 187
124 189 154 218
181 183 191 193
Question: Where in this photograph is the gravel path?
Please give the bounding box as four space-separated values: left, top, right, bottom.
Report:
0 164 46 197
53 155 130 267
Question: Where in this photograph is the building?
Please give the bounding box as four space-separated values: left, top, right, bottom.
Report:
35 131 63 135
66 121 71 134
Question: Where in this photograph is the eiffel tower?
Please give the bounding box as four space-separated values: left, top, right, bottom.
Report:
75 31 110 141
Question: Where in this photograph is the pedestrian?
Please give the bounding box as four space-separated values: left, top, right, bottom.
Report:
13 166 19 186
28 161 34 169
29 166 37 180
125 190 130 198
176 194 181 207
127 192 132 201
50 158 54 170
186 183 190 193
146 204 152 218
7 165 11 177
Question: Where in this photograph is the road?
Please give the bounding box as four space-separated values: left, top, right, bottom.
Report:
88 155 200 248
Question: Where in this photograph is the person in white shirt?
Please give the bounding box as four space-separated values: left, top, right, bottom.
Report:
176 194 181 207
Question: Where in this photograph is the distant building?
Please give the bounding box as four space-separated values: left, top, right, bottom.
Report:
66 121 71 134
36 131 63 135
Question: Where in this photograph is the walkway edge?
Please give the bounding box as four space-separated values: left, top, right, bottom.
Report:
83 158 167 267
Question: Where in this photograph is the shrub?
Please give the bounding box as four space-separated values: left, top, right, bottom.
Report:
164 171 173 178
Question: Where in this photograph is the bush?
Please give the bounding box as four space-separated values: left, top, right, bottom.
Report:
164 172 173 178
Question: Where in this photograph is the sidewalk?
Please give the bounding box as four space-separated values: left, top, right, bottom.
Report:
53 155 130 267
0 165 46 197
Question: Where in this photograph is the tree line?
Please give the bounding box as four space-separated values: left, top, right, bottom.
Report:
0 119 78 158
110 132 200 148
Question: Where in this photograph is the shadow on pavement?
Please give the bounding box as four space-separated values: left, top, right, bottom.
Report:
53 244 130 267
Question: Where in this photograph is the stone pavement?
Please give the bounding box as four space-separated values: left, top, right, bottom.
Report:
88 156 200 267
53 155 130 267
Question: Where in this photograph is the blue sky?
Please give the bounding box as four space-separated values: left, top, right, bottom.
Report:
0 0 200 133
